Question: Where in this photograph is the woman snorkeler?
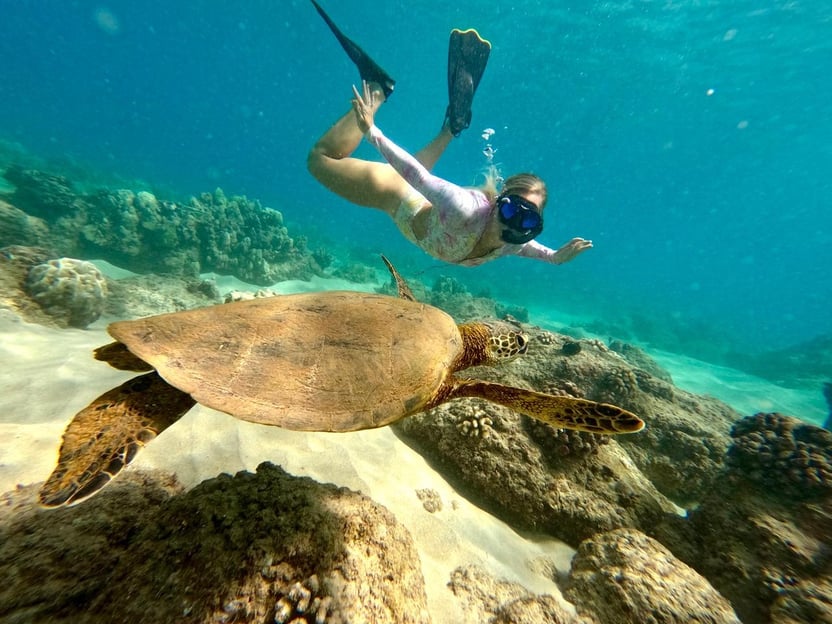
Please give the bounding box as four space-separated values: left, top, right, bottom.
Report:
307 1 592 267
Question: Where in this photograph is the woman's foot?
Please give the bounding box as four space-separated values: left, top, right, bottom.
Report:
311 0 395 98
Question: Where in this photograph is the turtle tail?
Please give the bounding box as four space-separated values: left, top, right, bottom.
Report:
39 371 195 507
450 379 644 434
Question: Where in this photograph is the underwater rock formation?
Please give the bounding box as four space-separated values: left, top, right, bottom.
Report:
0 463 430 624
0 245 220 326
447 565 581 624
0 198 50 248
656 413 832 624
727 412 831 497
564 528 741 624
608 339 673 383
0 245 58 325
394 325 744 546
397 395 674 547
519 330 736 503
725 333 832 388
25 257 108 328
0 166 322 285
3 165 80 221
534 335 737 505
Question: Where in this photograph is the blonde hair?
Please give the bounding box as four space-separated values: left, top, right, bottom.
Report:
480 168 548 211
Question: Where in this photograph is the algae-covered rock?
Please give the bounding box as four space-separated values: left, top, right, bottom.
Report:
0 463 430 624
0 198 50 247
1 167 323 285
447 565 582 624
565 528 741 624
656 413 832 624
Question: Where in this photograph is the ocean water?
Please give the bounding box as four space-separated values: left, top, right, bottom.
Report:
1 1 830 354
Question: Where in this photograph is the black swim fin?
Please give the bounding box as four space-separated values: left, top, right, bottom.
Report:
445 28 492 136
310 0 395 99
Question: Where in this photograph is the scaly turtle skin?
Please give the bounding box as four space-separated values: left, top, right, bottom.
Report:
40 257 643 506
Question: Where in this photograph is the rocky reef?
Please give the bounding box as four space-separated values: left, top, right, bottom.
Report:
656 413 832 624
0 245 221 327
0 166 321 284
0 463 430 624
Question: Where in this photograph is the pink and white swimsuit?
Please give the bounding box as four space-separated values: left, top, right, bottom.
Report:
365 125 562 267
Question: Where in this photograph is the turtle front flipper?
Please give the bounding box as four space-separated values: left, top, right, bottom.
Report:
39 371 196 507
450 379 644 434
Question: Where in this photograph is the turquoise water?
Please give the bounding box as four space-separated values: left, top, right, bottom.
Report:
1 0 830 354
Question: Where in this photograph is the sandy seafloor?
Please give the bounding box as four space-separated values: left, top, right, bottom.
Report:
0 264 826 621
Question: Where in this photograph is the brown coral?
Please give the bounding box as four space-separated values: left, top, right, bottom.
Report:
24 257 107 328
726 412 832 499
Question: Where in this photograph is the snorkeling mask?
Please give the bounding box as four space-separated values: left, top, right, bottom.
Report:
497 194 544 244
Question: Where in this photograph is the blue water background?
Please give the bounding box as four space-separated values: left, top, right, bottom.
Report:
1 0 830 353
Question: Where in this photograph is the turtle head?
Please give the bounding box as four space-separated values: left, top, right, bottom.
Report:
481 320 529 364
456 320 529 370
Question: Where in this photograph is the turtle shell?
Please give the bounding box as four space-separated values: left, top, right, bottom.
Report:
106 291 462 432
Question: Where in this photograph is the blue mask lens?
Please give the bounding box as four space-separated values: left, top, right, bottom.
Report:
497 195 543 244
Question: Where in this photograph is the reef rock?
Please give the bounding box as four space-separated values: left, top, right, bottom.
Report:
0 198 50 247
447 565 585 624
608 339 673 383
0 462 430 624
656 413 832 624
394 335 677 546
2 166 322 285
394 324 740 546
2 164 80 220
0 245 58 325
520 331 739 505
564 528 740 624
24 257 108 328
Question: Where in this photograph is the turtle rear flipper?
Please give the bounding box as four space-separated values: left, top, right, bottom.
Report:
95 341 153 371
39 372 195 507
450 379 644 434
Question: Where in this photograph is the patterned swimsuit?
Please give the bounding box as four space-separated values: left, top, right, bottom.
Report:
365 125 561 267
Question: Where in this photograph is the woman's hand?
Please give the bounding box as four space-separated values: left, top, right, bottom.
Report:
553 237 593 264
351 81 376 134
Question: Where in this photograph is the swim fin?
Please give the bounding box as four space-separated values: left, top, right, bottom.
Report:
310 0 395 99
445 28 492 136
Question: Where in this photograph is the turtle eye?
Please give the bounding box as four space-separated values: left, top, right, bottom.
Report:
515 333 528 355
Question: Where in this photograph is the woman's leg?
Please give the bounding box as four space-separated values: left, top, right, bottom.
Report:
307 87 409 214
414 126 454 171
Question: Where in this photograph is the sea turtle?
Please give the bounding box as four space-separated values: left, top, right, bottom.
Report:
40 257 643 506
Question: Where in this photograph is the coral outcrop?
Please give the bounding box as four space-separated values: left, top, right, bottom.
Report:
447 565 582 624
0 463 430 624
564 528 741 624
395 397 676 547
0 198 49 248
395 324 740 547
727 412 831 498
3 165 80 220
1 166 323 285
24 257 108 328
656 413 832 624
528 334 738 505
0 245 57 325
